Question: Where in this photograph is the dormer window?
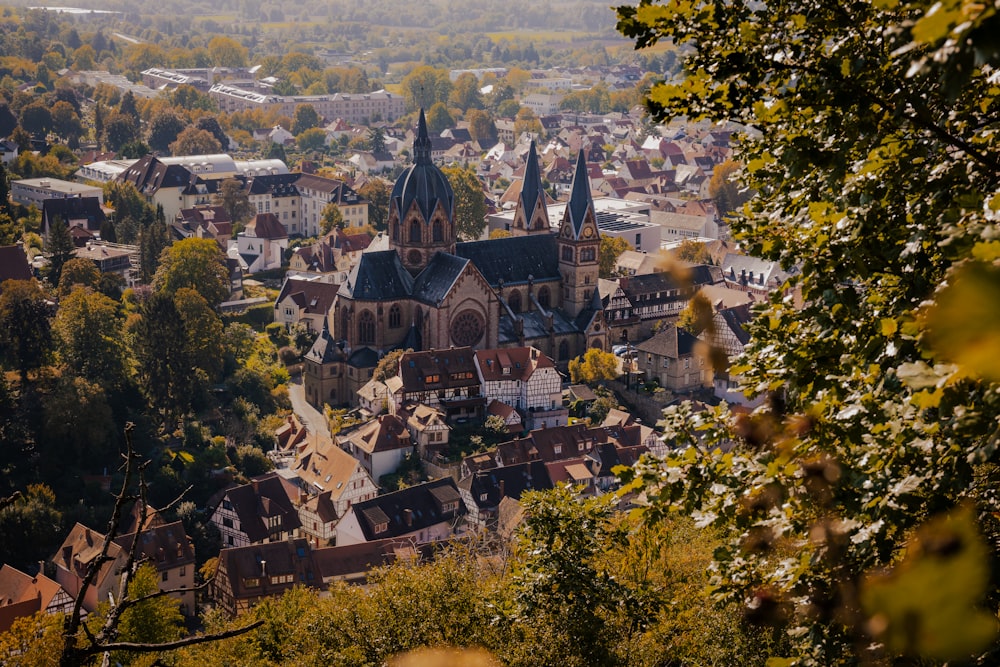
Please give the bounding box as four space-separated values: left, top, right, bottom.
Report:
554 445 562 455
374 521 388 534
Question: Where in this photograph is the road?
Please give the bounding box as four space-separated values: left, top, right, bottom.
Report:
287 373 333 448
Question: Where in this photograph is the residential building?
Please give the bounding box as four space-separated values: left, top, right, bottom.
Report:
335 478 466 546
0 564 74 633
399 403 450 459
474 346 566 430
213 538 318 616
295 173 368 235
391 347 484 422
11 178 103 208
51 523 126 613
210 473 302 548
338 413 413 483
233 212 288 273
112 521 196 615
274 276 339 333
634 324 712 392
458 460 553 529
208 86 405 124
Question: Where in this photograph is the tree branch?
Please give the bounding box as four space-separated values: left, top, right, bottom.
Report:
83 620 264 656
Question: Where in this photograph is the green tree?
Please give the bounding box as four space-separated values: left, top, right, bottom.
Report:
50 101 83 143
196 116 229 150
19 100 52 136
676 292 714 338
426 102 454 135
131 290 195 420
113 562 185 655
213 177 255 229
138 218 170 283
448 72 484 112
400 66 452 112
54 286 127 387
147 110 186 154
0 279 51 382
368 126 386 154
42 374 115 467
358 178 391 231
442 165 487 240
291 104 321 135
102 111 139 153
616 0 1000 663
44 216 74 288
208 35 248 68
174 286 225 381
320 202 344 234
598 235 631 279
296 127 327 153
57 257 100 296
169 127 222 157
466 109 497 145
153 237 230 308
568 348 618 385
0 484 62 573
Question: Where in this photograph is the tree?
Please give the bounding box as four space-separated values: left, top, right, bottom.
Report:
50 101 82 143
320 202 344 235
358 178 391 231
44 216 74 288
196 116 228 149
57 258 100 296
675 239 712 265
138 218 169 283
54 286 127 387
368 126 386 154
131 290 195 419
153 237 230 308
598 235 631 279
426 102 454 135
0 484 62 573
708 159 747 218
173 286 225 381
169 127 222 157
101 111 139 152
676 292 713 337
147 110 186 154
400 66 452 112
442 165 487 241
0 279 52 382
568 348 618 385
213 177 255 229
208 36 248 68
448 72 484 112
291 104 321 135
514 106 542 138
296 127 327 153
19 100 52 136
466 109 497 145
617 0 1000 663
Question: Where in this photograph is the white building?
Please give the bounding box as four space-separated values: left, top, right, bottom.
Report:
11 178 104 207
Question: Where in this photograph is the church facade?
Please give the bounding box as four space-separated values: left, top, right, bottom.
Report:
305 111 608 409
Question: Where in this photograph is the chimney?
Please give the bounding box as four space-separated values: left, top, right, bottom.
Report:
260 559 267 577
403 509 413 527
62 546 72 565
84 529 92 545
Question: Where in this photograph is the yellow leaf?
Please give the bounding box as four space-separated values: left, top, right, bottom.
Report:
924 262 1000 381
862 506 998 660
880 318 898 337
971 240 1000 262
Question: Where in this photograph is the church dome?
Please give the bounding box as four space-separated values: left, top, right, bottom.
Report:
390 109 454 223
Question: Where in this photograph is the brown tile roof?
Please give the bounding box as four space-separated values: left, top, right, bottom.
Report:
295 440 364 498
475 346 553 383
0 564 70 631
0 245 33 282
113 520 194 573
246 212 287 240
217 473 301 544
344 414 411 455
54 523 123 583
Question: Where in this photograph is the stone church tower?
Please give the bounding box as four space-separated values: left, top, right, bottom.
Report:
388 109 456 276
557 151 601 318
510 140 550 236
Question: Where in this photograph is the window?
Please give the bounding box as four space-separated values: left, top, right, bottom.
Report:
358 310 375 345
554 445 562 455
374 521 388 534
635 233 641 246
433 220 443 242
410 219 421 243
508 290 521 313
180 566 186 576
389 304 402 328
684 358 691 369
538 286 551 309
162 571 168 582
244 577 259 588
581 247 596 262
561 246 573 261
480 493 488 502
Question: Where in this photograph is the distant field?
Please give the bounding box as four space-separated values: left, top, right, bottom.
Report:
485 30 596 42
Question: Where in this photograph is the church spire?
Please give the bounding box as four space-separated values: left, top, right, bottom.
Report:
520 140 543 214
414 108 432 165
565 150 595 238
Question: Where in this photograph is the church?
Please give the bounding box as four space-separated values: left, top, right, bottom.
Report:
304 110 609 408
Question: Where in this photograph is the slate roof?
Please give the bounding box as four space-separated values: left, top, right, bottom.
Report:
475 346 554 383
246 212 287 240
118 154 192 194
349 478 465 542
456 235 559 287
458 460 553 511
634 325 699 359
275 278 339 317
217 473 301 544
312 537 428 581
398 347 479 392
411 252 469 306
519 140 544 217
42 196 107 233
497 308 578 344
339 250 414 301
564 150 597 239
216 538 318 605
347 346 379 369
0 245 32 282
247 172 299 195
294 173 365 206
391 109 454 223
112 520 195 574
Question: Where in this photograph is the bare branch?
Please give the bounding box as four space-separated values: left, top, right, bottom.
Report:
86 620 265 656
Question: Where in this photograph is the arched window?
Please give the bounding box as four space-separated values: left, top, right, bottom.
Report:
508 290 522 313
392 222 399 241
538 286 551 309
581 247 596 262
409 219 421 243
388 304 402 329
561 246 573 262
558 340 569 361
358 310 375 345
591 339 603 350
432 219 443 242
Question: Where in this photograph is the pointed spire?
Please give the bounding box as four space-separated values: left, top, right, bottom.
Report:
519 140 543 219
566 150 595 237
414 108 432 165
